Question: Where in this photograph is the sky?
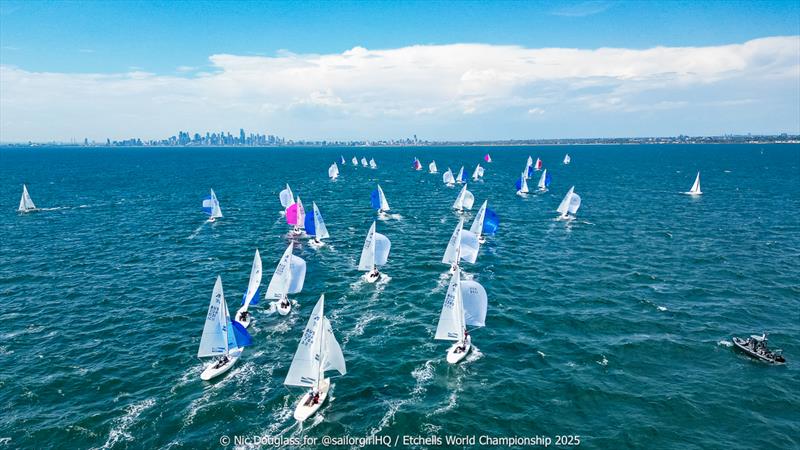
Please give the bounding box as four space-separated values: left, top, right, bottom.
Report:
1 0 799 142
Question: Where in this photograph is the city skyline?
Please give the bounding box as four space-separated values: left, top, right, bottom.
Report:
1 1 799 142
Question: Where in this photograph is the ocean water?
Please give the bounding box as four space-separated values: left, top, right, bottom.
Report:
1 144 798 450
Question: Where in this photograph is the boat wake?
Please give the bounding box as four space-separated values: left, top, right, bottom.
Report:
717 340 733 347
95 397 156 450
187 222 207 240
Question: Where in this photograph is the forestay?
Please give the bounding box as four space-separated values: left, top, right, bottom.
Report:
442 218 464 265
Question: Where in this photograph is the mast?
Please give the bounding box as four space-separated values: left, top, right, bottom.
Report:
316 298 325 391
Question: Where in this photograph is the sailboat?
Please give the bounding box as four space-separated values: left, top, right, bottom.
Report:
351 156 358 166
442 168 455 186
340 155 346 165
442 218 480 271
525 156 533 179
456 166 466 184
18 184 37 213
358 222 391 283
471 200 488 244
484 154 492 163
198 276 253 380
369 158 377 169
235 250 263 328
412 158 422 171
429 161 438 174
371 184 390 216
684 172 702 195
515 172 529 197
534 157 543 171
328 162 339 180
285 294 346 422
537 169 552 193
435 263 488 364
452 184 475 212
556 186 582 220
286 196 306 235
305 202 330 248
563 154 571 165
202 189 223 222
472 164 484 181
266 243 307 315
360 157 368 168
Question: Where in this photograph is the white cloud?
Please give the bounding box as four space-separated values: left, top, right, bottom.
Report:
1 36 798 141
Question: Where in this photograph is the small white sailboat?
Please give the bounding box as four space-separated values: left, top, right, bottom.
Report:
685 172 702 195
202 189 223 222
429 161 438 174
351 156 358 166
516 172 529 197
471 164 484 181
306 202 330 248
360 157 368 168
435 265 488 364
358 222 391 283
198 276 253 380
371 184 390 216
340 155 346 165
456 166 466 184
563 154 571 165
235 249 263 328
556 186 582 220
18 184 37 213
471 200 488 244
285 294 346 422
537 169 551 193
452 184 475 212
369 158 377 169
328 162 339 180
266 244 307 316
442 168 455 186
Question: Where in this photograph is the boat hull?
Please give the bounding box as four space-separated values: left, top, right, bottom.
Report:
277 302 292 316
200 349 243 381
363 272 381 283
234 306 251 328
732 337 785 365
446 337 472 364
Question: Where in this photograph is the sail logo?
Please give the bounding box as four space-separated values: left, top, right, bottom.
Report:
206 304 219 321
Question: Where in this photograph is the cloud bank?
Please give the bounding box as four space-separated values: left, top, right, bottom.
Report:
1 36 798 141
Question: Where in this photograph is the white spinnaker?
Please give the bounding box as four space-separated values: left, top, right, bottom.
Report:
288 255 306 294
435 270 464 342
462 190 475 210
443 169 455 184
19 185 35 211
557 186 575 215
329 163 339 179
568 193 582 215
322 317 346 376
377 185 390 211
296 197 306 228
242 249 263 309
280 184 295 209
442 218 464 265
369 158 377 168
429 161 438 173
209 189 223 218
690 172 701 193
470 201 487 237
358 222 377 270
285 295 325 388
312 202 330 239
460 280 488 328
266 244 293 299
198 276 229 357
373 233 391 266
538 169 548 190
459 230 480 264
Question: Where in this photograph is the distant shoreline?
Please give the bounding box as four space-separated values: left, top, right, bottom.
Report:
2 141 798 148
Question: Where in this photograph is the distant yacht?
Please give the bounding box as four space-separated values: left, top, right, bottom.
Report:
351 156 358 165
369 158 377 169
328 162 339 180
515 172 529 197
484 153 492 163
412 157 422 171
556 186 582 220
371 184 390 216
563 154 571 165
442 168 455 186
537 169 551 192
429 160 438 174
202 189 223 222
360 157 368 167
456 166 467 184
18 184 37 213
472 164 484 181
685 172 702 195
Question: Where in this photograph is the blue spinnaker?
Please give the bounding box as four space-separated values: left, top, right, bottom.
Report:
370 189 381 210
483 209 499 235
231 321 253 347
304 211 316 236
545 172 552 187
242 287 260 306
515 178 522 190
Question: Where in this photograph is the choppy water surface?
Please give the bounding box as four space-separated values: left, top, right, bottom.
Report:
1 144 798 449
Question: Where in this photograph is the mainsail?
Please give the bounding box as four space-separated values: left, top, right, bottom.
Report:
452 184 475 210
563 154 571 165
369 158 377 169
370 185 390 211
470 200 487 237
241 249 263 308
199 277 251 357
266 244 306 299
689 172 702 194
442 218 464 265
557 186 576 216
442 169 455 185
202 189 223 218
18 185 36 212
537 169 551 191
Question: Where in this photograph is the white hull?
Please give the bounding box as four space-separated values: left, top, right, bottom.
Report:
200 349 243 381
557 214 574 221
363 271 381 283
684 191 703 196
478 236 486 244
516 191 528 197
293 378 330 422
234 306 252 328
277 301 292 316
446 337 471 364
308 239 325 249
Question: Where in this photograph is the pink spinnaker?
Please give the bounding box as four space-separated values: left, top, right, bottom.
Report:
286 204 298 225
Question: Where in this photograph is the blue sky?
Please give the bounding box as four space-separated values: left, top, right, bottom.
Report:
1 0 799 141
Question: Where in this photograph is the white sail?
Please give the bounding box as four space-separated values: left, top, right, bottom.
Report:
352 156 358 165
435 270 464 342
472 164 482 181
689 172 702 194
242 249 263 309
358 222 377 270
459 230 480 264
328 163 339 180
211 189 223 218
321 316 346 376
456 166 465 183
198 276 230 357
563 154 571 165
296 197 306 229
18 185 36 211
460 280 488 327
429 161 438 173
452 184 475 210
266 244 293 299
280 184 295 208
369 158 377 169
568 193 582 215
557 186 575 216
284 295 325 388
373 233 391 266
518 173 529 194
361 157 368 167
527 156 533 167
442 218 464 265
312 202 330 239
377 185 390 211
288 255 306 294
470 200 487 237
442 169 455 185
537 169 548 190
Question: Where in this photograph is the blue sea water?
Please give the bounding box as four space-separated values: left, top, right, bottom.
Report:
0 144 798 449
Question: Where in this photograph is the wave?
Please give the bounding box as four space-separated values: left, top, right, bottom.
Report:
95 398 155 450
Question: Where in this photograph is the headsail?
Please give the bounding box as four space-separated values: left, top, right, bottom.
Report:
241 249 263 308
460 280 488 327
472 164 483 181
358 222 390 270
459 230 480 264
18 184 36 211
369 158 377 169
568 193 582 215
537 169 551 191
266 244 294 299
287 255 306 294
